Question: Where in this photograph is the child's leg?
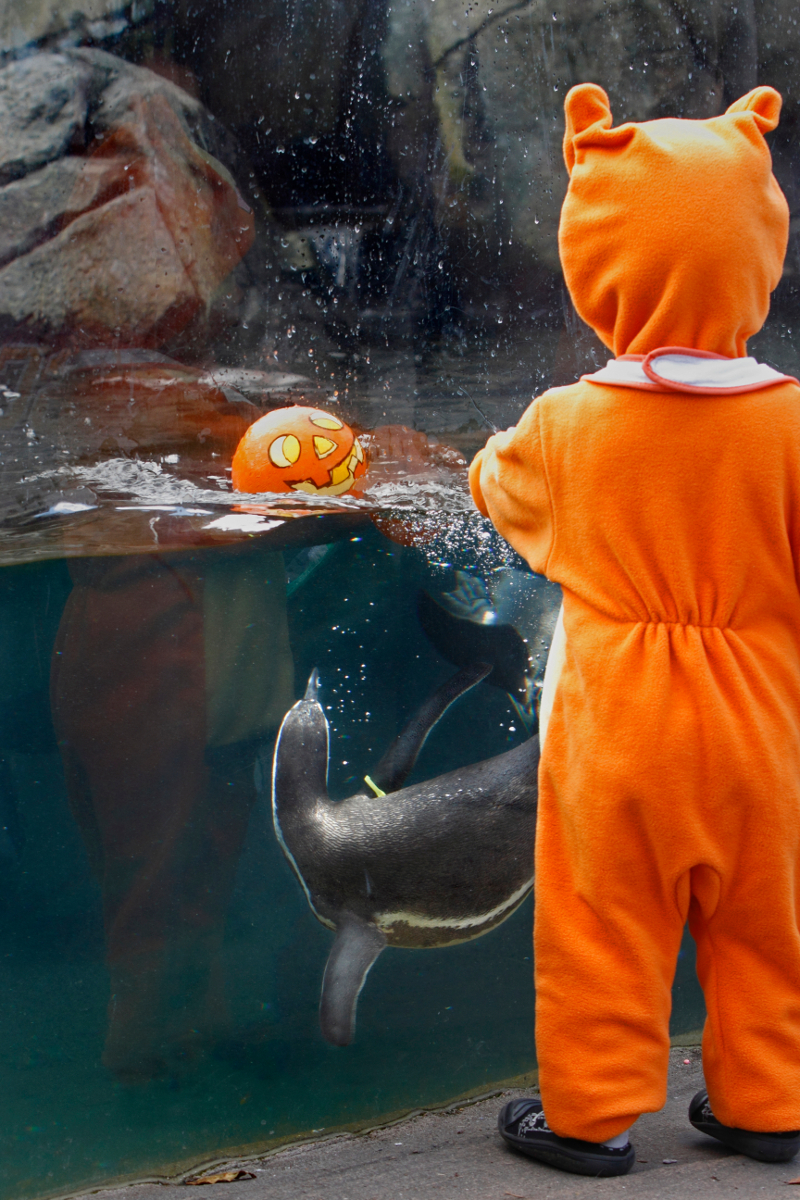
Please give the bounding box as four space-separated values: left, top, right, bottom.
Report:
534 779 800 1144
533 766 688 1144
689 858 800 1133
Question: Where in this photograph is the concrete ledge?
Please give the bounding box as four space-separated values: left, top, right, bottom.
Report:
78 1047 798 1200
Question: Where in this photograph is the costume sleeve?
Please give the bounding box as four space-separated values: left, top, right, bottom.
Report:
468 400 555 576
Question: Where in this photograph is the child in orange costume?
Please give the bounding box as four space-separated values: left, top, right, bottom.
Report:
471 83 800 1177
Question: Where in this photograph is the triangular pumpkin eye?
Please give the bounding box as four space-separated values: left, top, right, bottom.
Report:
313 436 337 459
311 415 343 430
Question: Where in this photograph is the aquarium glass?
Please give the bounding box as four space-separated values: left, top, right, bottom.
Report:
0 1 796 1196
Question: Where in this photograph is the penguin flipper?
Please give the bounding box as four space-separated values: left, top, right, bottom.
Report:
319 913 387 1046
417 588 532 698
369 661 491 794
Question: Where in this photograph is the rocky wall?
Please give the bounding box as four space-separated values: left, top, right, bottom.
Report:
1 0 799 349
380 0 792 295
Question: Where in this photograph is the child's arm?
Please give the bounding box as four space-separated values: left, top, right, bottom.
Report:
468 400 555 576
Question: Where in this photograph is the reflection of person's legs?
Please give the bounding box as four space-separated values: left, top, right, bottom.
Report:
51 548 293 1080
197 544 295 1048
52 554 211 1079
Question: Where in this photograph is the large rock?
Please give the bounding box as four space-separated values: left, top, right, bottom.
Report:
0 53 93 185
0 48 254 348
0 0 139 57
0 156 113 267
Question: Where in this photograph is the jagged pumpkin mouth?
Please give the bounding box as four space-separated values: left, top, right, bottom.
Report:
287 437 365 496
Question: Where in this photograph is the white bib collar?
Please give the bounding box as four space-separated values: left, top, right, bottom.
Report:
583 347 798 395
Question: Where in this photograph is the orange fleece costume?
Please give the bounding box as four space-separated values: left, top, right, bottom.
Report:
470 84 800 1143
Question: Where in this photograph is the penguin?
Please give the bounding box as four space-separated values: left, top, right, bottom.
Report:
417 568 561 731
267 664 539 1046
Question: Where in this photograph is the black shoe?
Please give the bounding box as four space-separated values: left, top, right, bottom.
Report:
689 1089 800 1163
498 1098 635 1177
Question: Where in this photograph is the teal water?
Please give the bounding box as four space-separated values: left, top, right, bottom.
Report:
8 311 796 1197
0 519 705 1200
7 306 799 1197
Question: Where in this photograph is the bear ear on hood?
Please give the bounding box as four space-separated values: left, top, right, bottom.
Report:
725 85 782 133
563 83 633 175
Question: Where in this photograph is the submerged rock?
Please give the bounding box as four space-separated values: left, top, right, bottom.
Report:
0 344 328 531
0 349 261 504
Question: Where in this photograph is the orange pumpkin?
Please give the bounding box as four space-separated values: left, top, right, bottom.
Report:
231 406 366 495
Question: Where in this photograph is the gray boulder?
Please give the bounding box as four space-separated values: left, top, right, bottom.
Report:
0 0 137 58
0 53 93 185
0 156 113 268
0 48 255 348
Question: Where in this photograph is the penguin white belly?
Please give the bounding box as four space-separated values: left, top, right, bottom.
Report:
539 602 566 751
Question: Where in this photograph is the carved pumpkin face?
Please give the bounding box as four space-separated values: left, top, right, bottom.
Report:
231 406 366 495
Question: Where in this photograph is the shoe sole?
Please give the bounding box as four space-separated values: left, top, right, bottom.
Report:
689 1090 800 1164
497 1103 635 1179
500 1128 635 1176
691 1121 800 1163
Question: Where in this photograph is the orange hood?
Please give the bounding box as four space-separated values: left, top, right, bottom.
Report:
558 84 789 358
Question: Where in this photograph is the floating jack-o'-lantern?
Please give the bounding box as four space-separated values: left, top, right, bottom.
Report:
231 406 366 495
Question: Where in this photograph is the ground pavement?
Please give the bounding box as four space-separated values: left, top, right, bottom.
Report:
85 1048 800 1200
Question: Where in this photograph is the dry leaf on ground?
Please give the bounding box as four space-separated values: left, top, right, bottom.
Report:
184 1170 256 1185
